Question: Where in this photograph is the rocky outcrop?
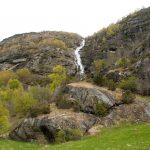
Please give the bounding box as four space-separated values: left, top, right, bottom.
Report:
81 7 150 95
99 100 150 127
0 31 82 75
9 110 97 143
65 82 116 113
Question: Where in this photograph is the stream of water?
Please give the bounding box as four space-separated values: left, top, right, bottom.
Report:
75 39 85 75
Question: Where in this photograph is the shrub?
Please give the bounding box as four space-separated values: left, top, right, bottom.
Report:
117 58 130 68
48 65 67 93
0 70 17 87
107 80 116 91
0 103 10 134
55 129 82 143
93 59 106 73
30 86 51 103
16 68 31 81
0 90 12 102
93 75 107 86
119 76 137 92
55 130 66 143
40 38 66 49
13 89 37 115
106 23 120 37
56 98 72 109
8 79 22 90
121 90 135 104
29 103 50 117
65 129 82 141
95 102 109 117
56 97 80 111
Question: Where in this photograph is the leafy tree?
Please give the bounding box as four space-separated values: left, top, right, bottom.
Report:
48 65 67 93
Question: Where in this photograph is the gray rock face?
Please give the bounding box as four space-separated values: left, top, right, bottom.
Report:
65 82 116 113
80 7 150 95
0 31 82 75
9 111 97 143
99 101 150 127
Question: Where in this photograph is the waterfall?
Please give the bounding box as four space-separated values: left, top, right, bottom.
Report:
75 39 85 75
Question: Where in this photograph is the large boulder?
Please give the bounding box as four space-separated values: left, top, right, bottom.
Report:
65 82 116 113
99 100 150 127
9 110 97 143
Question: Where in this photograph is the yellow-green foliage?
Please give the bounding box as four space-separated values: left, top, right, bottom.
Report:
13 89 37 115
40 38 66 49
49 65 66 93
29 86 51 102
0 102 10 134
93 59 106 73
0 70 17 87
106 23 120 37
8 79 23 90
16 68 31 81
117 58 130 68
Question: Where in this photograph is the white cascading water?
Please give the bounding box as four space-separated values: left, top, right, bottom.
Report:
75 39 85 75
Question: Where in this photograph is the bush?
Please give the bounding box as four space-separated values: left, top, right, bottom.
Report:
40 38 66 49
106 23 120 37
107 80 116 91
93 59 106 73
0 103 10 134
121 90 135 104
65 129 82 141
55 130 66 143
13 89 37 115
117 58 130 68
93 75 107 86
119 76 137 92
16 68 31 81
56 98 72 109
95 102 109 117
55 129 82 143
0 70 17 87
30 86 51 103
29 103 51 117
8 79 22 90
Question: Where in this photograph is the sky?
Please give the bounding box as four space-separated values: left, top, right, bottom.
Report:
0 0 150 41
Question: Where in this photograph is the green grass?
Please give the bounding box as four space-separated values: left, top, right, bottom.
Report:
0 123 150 150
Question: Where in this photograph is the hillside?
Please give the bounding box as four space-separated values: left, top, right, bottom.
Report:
0 7 150 150
81 7 150 95
0 31 82 75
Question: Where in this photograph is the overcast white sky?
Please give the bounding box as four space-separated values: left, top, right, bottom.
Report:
0 0 150 41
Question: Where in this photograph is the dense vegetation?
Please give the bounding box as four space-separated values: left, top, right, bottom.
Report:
0 123 149 150
0 65 67 134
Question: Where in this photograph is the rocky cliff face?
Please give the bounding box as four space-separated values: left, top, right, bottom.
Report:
81 7 150 95
0 31 82 75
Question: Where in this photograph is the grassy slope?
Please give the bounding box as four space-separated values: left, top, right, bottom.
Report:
0 123 150 150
